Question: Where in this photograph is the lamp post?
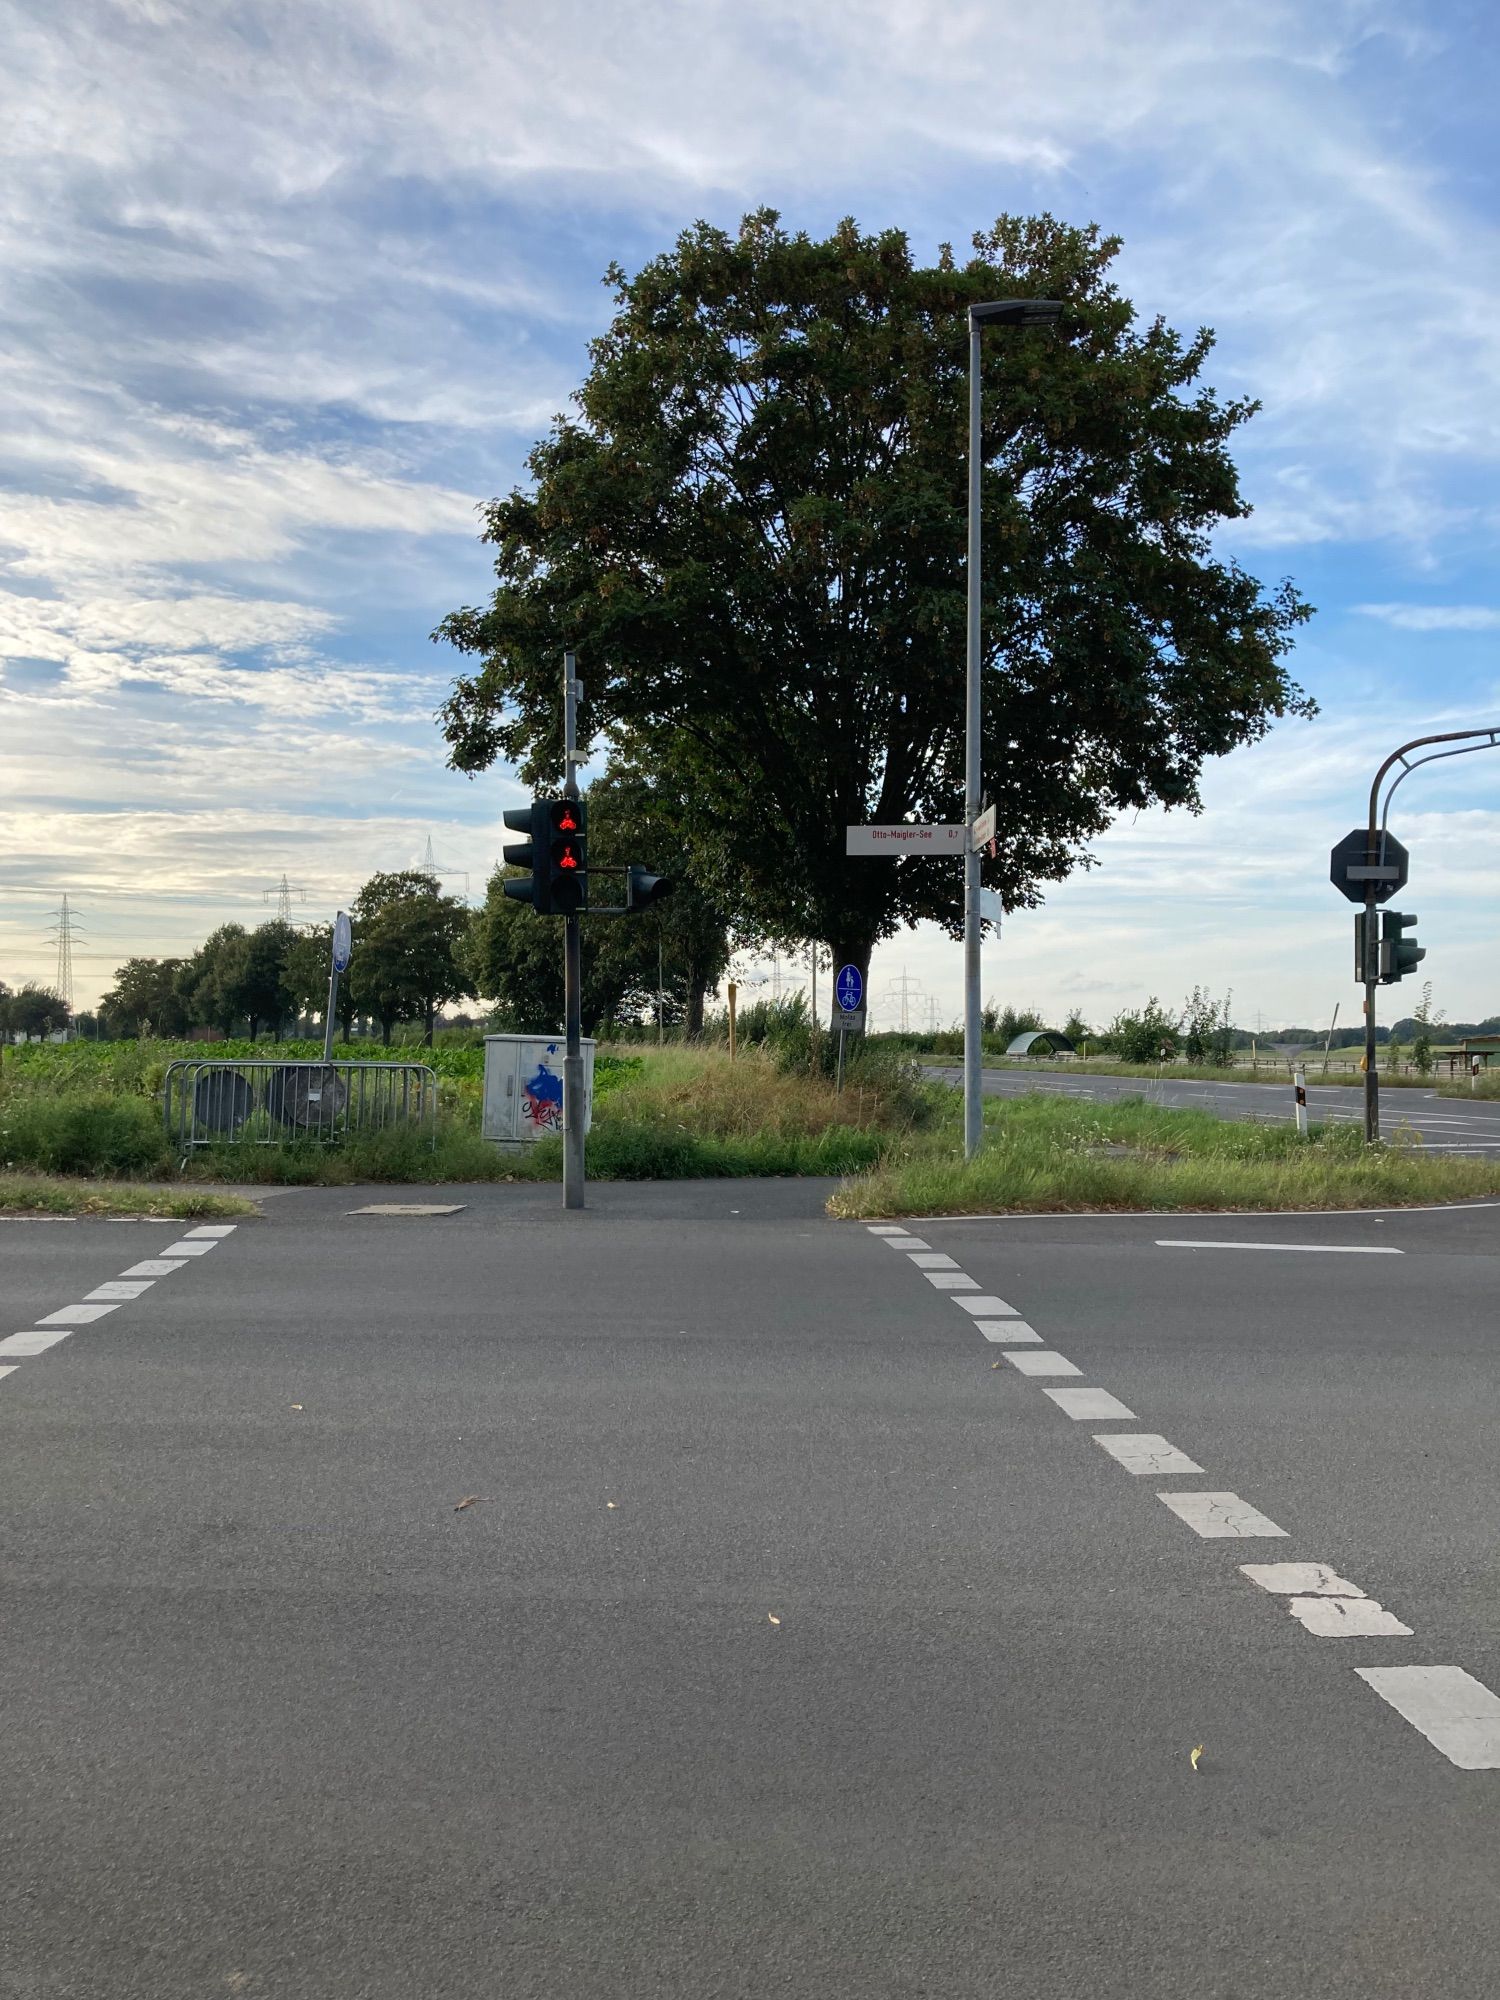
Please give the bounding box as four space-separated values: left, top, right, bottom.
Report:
964 298 1063 1159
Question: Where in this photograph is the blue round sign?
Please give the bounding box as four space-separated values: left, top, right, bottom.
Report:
836 964 863 1012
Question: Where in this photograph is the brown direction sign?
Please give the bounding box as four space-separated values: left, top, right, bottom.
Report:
1329 827 1408 904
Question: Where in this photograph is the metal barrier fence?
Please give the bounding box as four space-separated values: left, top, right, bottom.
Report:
163 1059 438 1153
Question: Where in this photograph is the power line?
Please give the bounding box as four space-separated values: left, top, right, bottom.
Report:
262 874 309 925
44 894 82 1015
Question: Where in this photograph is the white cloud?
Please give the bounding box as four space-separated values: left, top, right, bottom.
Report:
1355 603 1500 632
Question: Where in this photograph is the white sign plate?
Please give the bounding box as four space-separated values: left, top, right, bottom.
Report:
971 804 997 849
332 910 353 972
846 824 966 855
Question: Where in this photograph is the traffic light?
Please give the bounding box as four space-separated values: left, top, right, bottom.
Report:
544 798 587 914
502 803 547 911
1379 909 1425 985
624 864 674 913
1354 909 1376 984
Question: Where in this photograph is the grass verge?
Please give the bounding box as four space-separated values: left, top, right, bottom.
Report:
828 1091 1500 1218
0 1174 258 1220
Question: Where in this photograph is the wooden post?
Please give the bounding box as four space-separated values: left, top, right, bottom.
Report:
727 982 738 1061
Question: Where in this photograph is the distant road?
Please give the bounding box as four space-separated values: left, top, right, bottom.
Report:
925 1063 1500 1157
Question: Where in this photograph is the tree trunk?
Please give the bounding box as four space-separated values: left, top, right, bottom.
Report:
686 974 707 1038
381 1017 392 1047
424 1005 435 1046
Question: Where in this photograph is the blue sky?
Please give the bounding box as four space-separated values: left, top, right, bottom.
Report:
2 0 1497 1028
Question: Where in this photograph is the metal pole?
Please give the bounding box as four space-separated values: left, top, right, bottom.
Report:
727 981 737 1060
562 652 585 1210
1363 888 1379 1145
963 314 983 1160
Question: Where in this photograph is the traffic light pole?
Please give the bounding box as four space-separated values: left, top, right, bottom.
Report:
562 653 586 1211
1362 883 1379 1145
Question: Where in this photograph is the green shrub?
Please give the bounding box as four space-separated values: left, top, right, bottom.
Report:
0 1093 170 1176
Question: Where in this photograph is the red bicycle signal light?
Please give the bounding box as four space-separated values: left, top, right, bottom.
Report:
544 798 587 912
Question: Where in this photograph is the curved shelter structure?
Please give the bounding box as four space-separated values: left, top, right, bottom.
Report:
1005 1029 1077 1058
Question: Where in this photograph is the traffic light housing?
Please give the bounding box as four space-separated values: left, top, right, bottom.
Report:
1354 910 1376 984
624 864 674 913
1379 909 1424 985
545 798 587 914
502 803 547 911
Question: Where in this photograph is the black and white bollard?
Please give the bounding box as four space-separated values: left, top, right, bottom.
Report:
1293 1065 1308 1136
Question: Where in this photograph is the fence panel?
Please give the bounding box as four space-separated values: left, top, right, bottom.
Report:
164 1059 437 1153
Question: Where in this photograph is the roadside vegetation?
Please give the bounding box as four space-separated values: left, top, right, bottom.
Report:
0 1175 256 1220
0 1026 934 1187
828 1091 1500 1219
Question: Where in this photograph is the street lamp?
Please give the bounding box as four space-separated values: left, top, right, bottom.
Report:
964 298 1063 1160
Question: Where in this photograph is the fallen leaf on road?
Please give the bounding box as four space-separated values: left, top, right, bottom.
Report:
454 1495 492 1512
289 1403 303 1411
1190 1744 1204 1772
606 1500 617 1509
991 1360 1003 1369
768 1613 781 1627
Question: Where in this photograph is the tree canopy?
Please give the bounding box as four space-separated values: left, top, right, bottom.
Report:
437 209 1312 990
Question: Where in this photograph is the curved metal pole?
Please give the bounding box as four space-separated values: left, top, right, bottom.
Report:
1379 731 1500 853
1361 724 1500 1143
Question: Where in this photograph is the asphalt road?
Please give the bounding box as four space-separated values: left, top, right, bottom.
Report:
4 1182 1500 1997
928 1062 1500 1156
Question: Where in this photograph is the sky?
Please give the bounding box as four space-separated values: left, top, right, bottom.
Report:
1 0 1497 1032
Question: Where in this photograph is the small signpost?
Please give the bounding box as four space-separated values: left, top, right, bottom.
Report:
970 803 997 850
323 910 352 1063
834 963 864 1093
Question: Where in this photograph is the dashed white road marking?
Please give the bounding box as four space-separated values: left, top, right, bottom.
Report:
1041 1386 1135 1420
978 1320 1042 1342
1004 1350 1083 1378
120 1259 188 1278
865 1225 909 1236
160 1240 216 1257
1157 1492 1287 1538
881 1235 930 1250
1239 1562 1411 1636
908 1252 960 1268
1356 1666 1500 1769
1242 1563 1364 1597
954 1295 1019 1317
1094 1433 1203 1475
1155 1239 1403 1255
84 1280 155 1302
1287 1597 1412 1637
0 1331 73 1357
184 1225 238 1238
36 1303 119 1326
925 1272 978 1290
0 1364 17 1381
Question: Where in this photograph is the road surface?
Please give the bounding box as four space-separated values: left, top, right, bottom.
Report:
3 1182 1499 1996
928 1061 1500 1156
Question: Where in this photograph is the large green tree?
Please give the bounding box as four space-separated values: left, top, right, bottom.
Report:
101 957 191 1038
349 871 469 1045
437 210 1312 994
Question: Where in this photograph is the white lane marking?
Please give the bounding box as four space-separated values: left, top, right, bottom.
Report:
84 1280 155 1302
119 1259 188 1278
36 1303 119 1325
908 1252 960 1268
1093 1433 1203 1475
160 1240 216 1256
1005 1350 1083 1378
184 1225 238 1238
1242 1563 1364 1597
978 1320 1042 1342
1356 1666 1500 1768
882 1235 930 1250
925 1272 979 1290
1155 1240 1403 1255
1041 1386 1135 1420
0 1331 73 1357
866 1225 908 1235
1157 1492 1288 1538
0 1364 17 1380
1287 1597 1412 1637
954 1295 1019 1317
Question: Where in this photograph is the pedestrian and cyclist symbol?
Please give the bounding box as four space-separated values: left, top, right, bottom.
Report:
836 965 863 1012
